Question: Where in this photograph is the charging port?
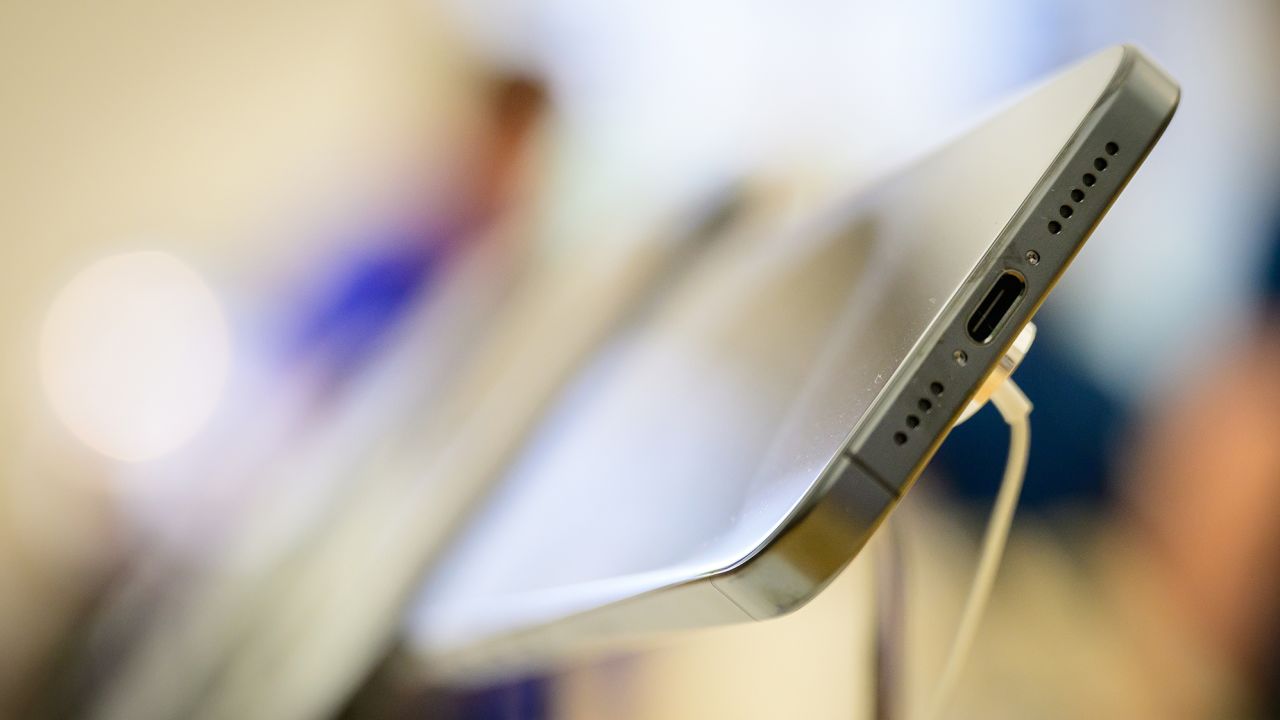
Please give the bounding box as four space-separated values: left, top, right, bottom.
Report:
967 271 1026 344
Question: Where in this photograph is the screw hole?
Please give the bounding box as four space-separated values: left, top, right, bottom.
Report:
906 415 920 429
1094 157 1108 171
1082 173 1097 187
1048 221 1062 234
1059 205 1074 219
930 381 945 396
1070 188 1085 202
1105 141 1119 155
918 398 933 413
893 432 908 446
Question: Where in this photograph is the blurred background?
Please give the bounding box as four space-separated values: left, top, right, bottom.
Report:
3 0 1280 718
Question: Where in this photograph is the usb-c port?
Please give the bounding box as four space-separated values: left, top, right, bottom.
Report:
967 271 1026 344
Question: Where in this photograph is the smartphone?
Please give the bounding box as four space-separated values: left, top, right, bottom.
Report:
411 44 1179 677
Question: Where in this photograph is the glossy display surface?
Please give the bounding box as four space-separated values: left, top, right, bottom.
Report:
414 47 1127 652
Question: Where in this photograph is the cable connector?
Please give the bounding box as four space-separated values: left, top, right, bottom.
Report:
956 323 1036 425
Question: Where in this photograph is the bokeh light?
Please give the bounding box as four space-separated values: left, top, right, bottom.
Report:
39 252 230 463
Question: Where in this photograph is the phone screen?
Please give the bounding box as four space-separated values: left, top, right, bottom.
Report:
412 47 1125 655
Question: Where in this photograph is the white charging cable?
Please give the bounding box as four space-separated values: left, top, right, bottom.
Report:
922 377 1033 720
